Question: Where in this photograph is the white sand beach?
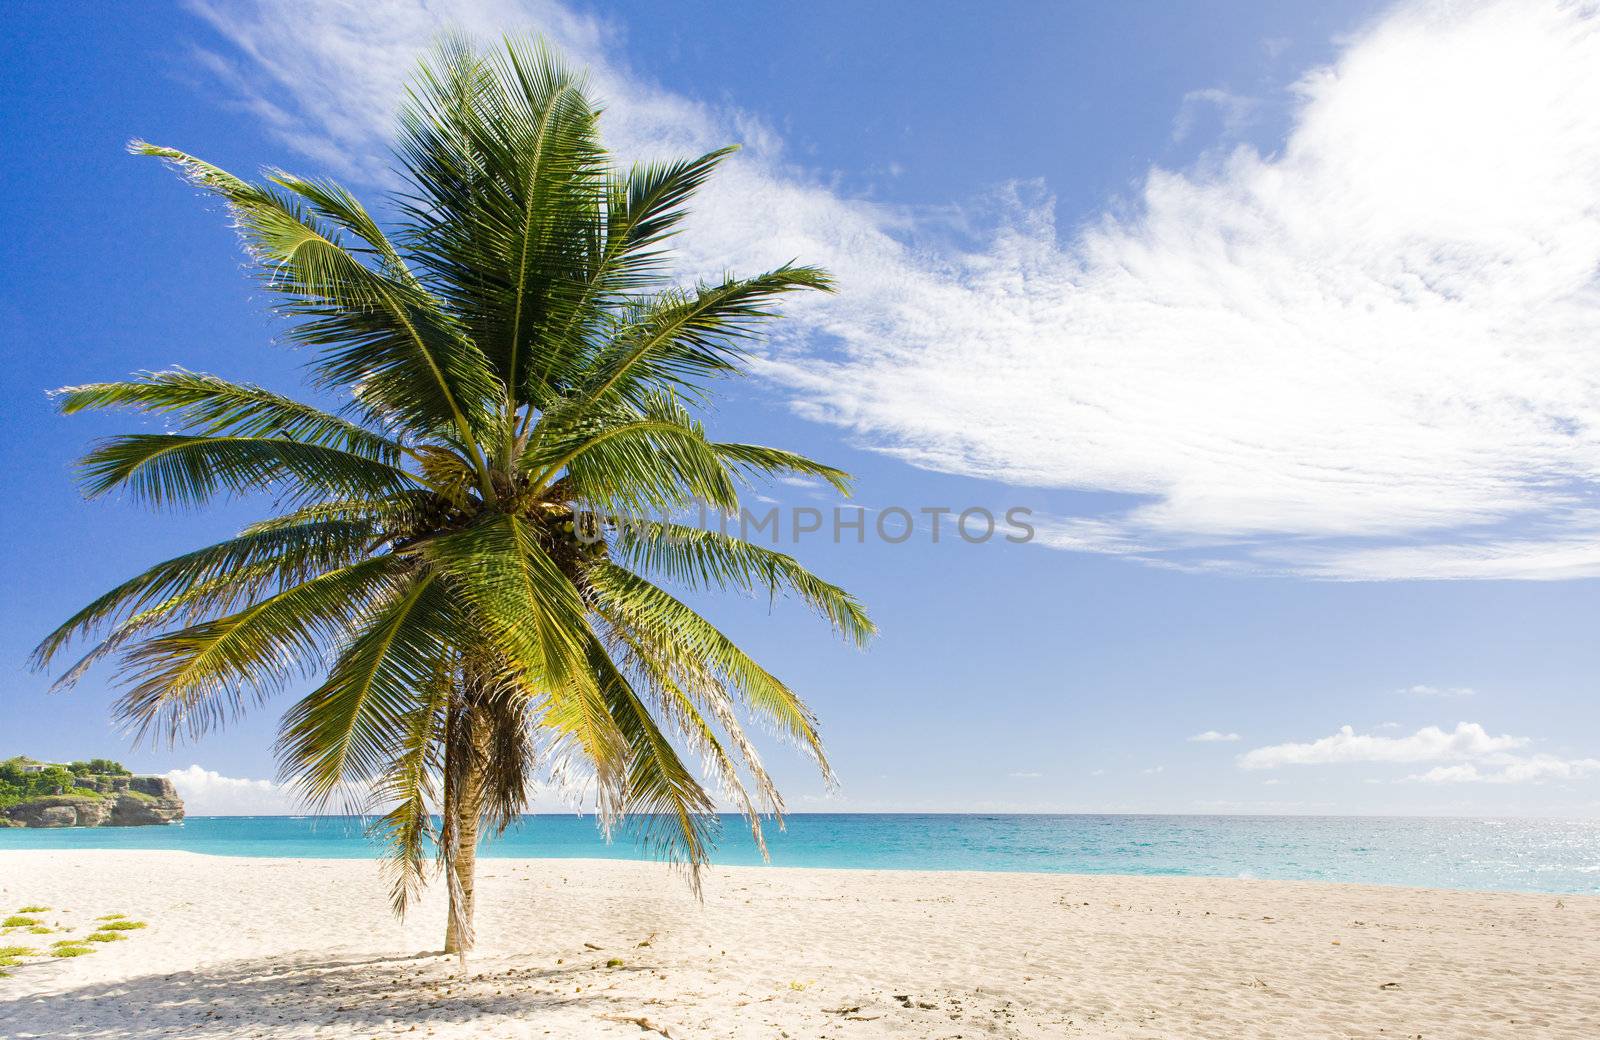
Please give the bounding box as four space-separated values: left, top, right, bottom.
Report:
2 850 1597 1038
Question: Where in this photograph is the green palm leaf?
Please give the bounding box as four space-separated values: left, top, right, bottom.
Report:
396 36 604 418
372 661 450 916
588 563 833 777
712 442 853 496
540 266 834 436
530 394 742 513
79 434 421 508
608 521 874 646
34 520 379 674
118 557 405 743
275 571 461 805
585 636 717 875
132 142 502 477
54 370 406 463
420 514 627 784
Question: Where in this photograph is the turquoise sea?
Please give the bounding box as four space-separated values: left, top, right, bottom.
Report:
4 814 1599 894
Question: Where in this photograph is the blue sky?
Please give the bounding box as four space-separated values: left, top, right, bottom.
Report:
3 0 1599 816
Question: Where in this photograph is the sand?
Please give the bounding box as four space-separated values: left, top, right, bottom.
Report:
1 850 1596 1038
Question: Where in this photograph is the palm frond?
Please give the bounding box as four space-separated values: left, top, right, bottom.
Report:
236 494 437 537
34 520 380 674
53 370 406 463
584 635 717 878
538 265 834 435
419 514 627 784
266 172 418 284
600 617 776 853
529 393 741 513
609 521 874 646
712 442 853 496
395 35 605 420
275 570 462 805
372 660 450 917
132 142 502 464
78 434 421 508
116 557 405 744
588 563 832 779
524 147 740 407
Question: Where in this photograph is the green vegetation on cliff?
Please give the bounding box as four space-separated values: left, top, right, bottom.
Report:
0 757 129 808
1 757 184 828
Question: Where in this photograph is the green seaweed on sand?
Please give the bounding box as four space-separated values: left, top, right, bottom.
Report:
86 932 126 942
97 920 145 931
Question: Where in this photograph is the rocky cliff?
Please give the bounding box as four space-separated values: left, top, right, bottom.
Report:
1 776 184 828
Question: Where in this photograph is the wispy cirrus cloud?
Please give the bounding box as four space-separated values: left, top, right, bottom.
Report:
1170 87 1259 143
183 0 1600 580
1188 730 1242 743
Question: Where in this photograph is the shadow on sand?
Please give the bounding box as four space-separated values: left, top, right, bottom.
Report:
0 949 605 1038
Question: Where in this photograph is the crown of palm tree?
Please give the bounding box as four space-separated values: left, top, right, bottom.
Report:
34 36 872 920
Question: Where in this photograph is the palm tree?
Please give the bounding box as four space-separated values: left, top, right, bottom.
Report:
33 37 872 956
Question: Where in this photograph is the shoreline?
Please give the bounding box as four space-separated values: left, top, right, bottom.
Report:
4 850 1598 1038
6 814 1599 898
1 846 1595 899
18 808 1600 818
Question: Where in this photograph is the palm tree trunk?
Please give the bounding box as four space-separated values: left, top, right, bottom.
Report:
443 766 483 956
443 701 487 959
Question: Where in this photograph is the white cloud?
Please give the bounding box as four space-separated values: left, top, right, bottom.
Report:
1238 722 1528 769
184 0 1600 579
1400 684 1475 698
1407 756 1600 784
1008 770 1042 779
1188 730 1242 742
166 765 400 814
1241 723 1600 787
1141 765 1165 775
165 765 301 815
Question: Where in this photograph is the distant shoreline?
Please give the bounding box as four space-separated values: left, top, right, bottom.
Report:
4 814 1596 895
4 846 1599 899
32 809 1600 820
